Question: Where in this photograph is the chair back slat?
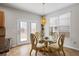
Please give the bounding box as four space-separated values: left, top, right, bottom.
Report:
58 34 65 48
35 32 41 41
30 33 37 48
51 32 59 42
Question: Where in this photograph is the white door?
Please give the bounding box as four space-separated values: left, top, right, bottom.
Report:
20 22 27 42
31 23 37 34
17 21 28 45
17 21 37 45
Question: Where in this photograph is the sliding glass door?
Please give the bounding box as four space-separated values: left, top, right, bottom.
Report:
17 21 38 45
20 22 27 42
31 23 37 34
17 21 28 45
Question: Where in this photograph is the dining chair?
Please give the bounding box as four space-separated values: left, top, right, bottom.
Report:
48 34 65 56
35 32 41 41
30 33 45 56
48 32 59 45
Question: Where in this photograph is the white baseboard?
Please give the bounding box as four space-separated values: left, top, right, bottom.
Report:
64 45 79 51
11 44 16 48
10 42 31 48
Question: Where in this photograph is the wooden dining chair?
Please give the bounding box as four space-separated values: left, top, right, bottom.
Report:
49 34 65 56
52 32 59 42
35 32 41 41
30 33 45 56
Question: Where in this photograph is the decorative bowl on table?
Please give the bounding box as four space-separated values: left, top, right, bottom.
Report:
45 37 49 40
39 40 44 43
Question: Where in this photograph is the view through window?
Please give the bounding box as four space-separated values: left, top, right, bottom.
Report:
49 12 71 38
20 22 27 41
31 23 37 34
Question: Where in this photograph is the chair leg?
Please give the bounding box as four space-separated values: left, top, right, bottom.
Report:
30 49 33 56
62 49 65 56
35 50 38 56
57 51 60 56
48 51 51 56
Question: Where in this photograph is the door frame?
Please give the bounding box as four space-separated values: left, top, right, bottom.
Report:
17 20 29 45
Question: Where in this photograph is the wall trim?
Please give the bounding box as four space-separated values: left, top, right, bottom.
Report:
10 43 31 49
11 44 16 48
64 45 79 51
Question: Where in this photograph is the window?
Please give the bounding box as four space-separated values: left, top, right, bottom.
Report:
59 12 71 32
50 17 59 27
49 17 59 32
31 23 37 34
59 12 71 26
49 12 71 32
20 22 27 41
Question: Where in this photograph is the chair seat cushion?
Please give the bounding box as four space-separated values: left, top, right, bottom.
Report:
49 43 59 49
36 43 45 48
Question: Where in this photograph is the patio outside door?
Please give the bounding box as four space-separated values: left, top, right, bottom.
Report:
17 21 28 45
20 22 27 42
17 21 37 45
31 22 37 34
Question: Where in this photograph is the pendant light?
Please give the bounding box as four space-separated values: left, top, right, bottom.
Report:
41 3 47 26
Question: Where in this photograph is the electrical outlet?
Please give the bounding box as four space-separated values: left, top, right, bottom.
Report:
73 41 76 44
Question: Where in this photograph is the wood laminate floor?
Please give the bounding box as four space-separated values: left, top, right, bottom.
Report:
5 44 79 56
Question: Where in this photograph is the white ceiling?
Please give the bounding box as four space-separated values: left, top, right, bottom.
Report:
3 3 73 15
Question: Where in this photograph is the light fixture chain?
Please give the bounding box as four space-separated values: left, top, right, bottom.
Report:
42 3 45 15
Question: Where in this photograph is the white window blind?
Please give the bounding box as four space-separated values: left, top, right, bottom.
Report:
31 23 37 34
59 12 71 26
50 17 59 27
49 12 71 32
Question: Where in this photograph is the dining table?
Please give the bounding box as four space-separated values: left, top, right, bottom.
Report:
39 37 56 48
38 37 57 55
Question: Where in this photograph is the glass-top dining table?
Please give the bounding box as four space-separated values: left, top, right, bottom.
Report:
39 37 56 48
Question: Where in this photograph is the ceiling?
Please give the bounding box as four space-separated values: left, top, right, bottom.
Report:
3 3 73 15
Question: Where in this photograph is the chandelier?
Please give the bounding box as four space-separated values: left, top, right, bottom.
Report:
41 3 47 26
